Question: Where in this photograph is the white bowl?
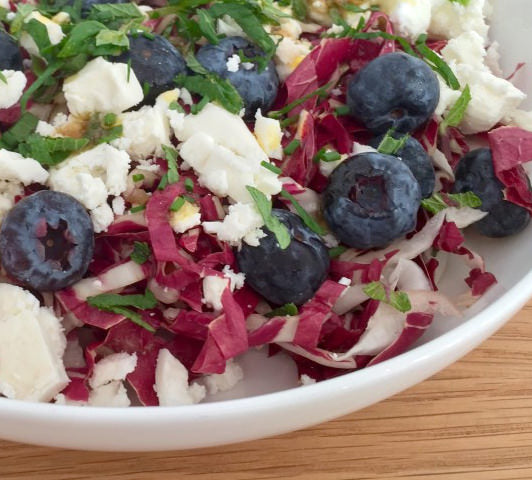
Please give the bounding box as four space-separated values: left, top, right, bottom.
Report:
1 0 532 452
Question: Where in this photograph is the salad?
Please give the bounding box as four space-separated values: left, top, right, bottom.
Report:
0 0 531 407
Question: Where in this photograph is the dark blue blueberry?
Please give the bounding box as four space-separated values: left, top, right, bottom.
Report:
114 34 186 106
236 210 330 306
65 0 127 18
369 134 435 199
0 30 23 71
323 152 421 249
0 191 94 291
452 148 530 237
347 52 440 134
196 36 279 119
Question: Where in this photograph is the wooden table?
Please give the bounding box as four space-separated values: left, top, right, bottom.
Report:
2 303 532 480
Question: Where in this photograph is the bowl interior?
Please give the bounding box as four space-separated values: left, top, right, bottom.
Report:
205 1 532 402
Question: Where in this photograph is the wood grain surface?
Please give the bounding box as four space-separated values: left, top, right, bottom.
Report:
2 303 532 480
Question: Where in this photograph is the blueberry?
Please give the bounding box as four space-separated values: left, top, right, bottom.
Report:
0 191 94 291
114 34 187 106
196 36 280 119
323 152 421 249
65 0 127 18
347 52 440 134
452 148 530 237
236 210 330 306
369 134 435 199
0 30 23 71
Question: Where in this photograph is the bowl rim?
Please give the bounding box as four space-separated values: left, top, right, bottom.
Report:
1 262 531 424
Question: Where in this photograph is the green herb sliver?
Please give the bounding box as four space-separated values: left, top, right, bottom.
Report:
87 290 157 333
439 85 472 133
265 303 299 318
363 281 412 313
280 189 327 236
421 191 482 215
246 186 291 249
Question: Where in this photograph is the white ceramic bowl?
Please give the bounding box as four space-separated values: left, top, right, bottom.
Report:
1 0 531 452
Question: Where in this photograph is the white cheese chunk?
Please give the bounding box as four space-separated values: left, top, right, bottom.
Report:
226 54 241 73
0 284 68 402
0 0 9 9
453 64 526 135
20 11 65 57
0 149 49 185
0 180 22 224
0 70 27 109
89 352 137 389
169 200 202 234
176 103 281 204
90 203 115 234
48 143 130 232
113 89 177 159
203 202 265 247
274 37 311 80
254 109 283 160
63 57 143 115
429 0 489 43
202 276 230 311
222 265 246 290
89 381 131 407
504 110 532 132
199 359 244 395
440 30 487 72
154 349 206 406
378 0 431 41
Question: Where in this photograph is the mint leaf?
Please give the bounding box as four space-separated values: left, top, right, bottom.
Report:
246 186 291 249
439 85 472 133
421 191 482 214
0 113 39 149
95 29 129 48
175 72 243 115
328 246 347 258
377 130 409 155
265 303 299 318
130 241 151 265
87 289 159 331
280 189 327 236
415 34 460 90
18 135 89 167
363 281 412 313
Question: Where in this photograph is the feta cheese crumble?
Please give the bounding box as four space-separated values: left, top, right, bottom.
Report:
0 284 68 402
203 202 265 247
0 70 27 109
199 360 244 395
169 199 202 234
226 54 241 72
63 57 144 116
154 349 206 406
174 103 282 204
48 143 131 232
